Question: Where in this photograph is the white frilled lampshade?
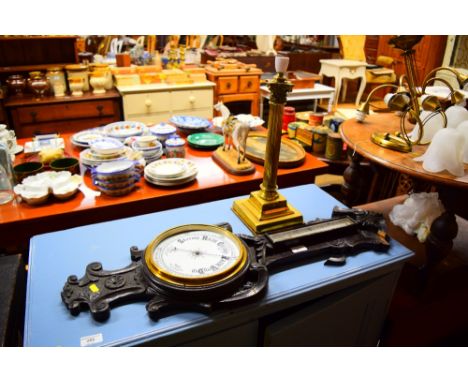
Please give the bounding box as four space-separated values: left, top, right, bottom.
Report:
457 120 468 163
414 128 466 177
275 56 289 73
410 110 445 144
445 105 468 128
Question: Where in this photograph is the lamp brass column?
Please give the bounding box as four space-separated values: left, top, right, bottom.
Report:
232 56 303 233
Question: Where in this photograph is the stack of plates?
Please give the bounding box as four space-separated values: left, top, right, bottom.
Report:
169 116 211 135
187 132 224 150
71 129 105 148
79 137 133 168
103 121 147 141
144 158 198 186
131 139 163 163
92 160 140 196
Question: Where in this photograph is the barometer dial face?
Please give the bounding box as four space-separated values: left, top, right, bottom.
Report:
145 225 248 287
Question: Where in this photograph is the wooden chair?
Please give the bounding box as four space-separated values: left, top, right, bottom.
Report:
338 35 397 102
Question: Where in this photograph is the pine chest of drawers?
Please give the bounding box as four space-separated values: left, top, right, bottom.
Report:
205 59 262 116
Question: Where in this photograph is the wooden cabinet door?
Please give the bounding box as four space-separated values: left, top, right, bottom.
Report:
377 35 447 84
261 271 400 346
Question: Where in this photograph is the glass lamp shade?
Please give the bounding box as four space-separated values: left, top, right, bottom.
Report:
410 111 445 144
275 56 289 73
414 128 466 177
457 120 468 163
445 105 468 129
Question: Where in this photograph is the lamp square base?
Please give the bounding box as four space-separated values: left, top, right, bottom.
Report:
232 191 304 233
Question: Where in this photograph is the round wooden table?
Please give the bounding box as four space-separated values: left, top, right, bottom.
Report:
340 113 468 258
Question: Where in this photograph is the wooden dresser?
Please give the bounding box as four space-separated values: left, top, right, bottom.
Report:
5 89 122 138
116 82 215 125
205 59 262 116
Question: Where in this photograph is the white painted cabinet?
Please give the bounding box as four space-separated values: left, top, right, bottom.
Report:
117 82 215 125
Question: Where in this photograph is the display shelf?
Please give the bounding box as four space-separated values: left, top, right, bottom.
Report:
0 35 79 70
0 63 76 74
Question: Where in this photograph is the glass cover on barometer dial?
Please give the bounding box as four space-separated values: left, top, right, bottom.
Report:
145 225 248 287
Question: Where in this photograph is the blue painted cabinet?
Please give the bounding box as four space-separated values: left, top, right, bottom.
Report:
24 185 412 346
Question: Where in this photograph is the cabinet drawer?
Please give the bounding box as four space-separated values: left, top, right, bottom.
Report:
17 116 118 138
239 75 259 93
171 89 213 111
17 100 116 124
217 76 238 94
122 92 171 116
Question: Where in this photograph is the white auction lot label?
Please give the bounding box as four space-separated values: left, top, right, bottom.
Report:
80 333 103 347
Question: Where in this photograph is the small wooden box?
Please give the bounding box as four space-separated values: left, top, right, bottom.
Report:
287 71 321 89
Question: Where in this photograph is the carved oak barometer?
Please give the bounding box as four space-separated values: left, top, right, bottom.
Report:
61 223 268 322
61 209 390 322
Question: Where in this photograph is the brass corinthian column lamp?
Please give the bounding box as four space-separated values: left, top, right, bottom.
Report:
232 56 304 233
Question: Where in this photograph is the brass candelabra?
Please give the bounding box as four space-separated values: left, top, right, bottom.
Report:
357 35 467 153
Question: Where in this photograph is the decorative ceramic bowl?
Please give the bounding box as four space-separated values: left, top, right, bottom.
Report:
89 137 125 155
50 157 80 174
13 161 44 183
149 123 177 143
135 135 158 148
169 116 211 135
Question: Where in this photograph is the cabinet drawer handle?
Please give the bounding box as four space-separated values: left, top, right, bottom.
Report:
145 99 152 108
30 111 38 123
247 81 252 88
96 105 104 116
189 96 196 103
226 82 231 90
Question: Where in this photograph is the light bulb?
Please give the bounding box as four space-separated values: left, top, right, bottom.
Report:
355 110 367 122
384 93 394 106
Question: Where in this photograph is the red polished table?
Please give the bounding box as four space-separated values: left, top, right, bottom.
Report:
1 132 328 253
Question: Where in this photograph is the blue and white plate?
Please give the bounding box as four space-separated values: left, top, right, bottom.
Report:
72 129 105 145
92 160 135 176
169 116 211 129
